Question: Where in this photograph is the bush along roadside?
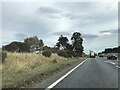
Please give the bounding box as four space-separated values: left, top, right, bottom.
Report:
42 50 52 57
58 50 68 58
0 51 7 63
57 50 83 58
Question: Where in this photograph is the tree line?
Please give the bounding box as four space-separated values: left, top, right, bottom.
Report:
2 36 44 52
98 46 120 55
2 32 84 58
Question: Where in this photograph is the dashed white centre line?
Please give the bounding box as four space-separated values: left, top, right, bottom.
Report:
45 59 88 90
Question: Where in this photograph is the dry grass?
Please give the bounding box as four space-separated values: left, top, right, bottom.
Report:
3 53 66 72
2 52 84 88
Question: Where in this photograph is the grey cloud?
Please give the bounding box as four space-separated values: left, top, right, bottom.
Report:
52 31 72 36
3 6 56 38
60 13 80 19
100 29 118 34
15 33 28 40
56 2 117 25
100 30 111 33
82 34 98 39
48 12 81 19
54 2 96 13
23 19 56 37
38 6 83 20
38 6 62 14
37 6 64 19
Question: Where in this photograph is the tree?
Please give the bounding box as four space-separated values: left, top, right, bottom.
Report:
58 50 68 58
43 45 51 51
66 43 73 51
56 35 69 50
42 50 52 57
71 32 84 56
104 48 113 53
17 42 30 52
100 46 120 54
2 42 30 52
39 39 44 47
55 42 60 49
2 42 19 52
24 36 44 52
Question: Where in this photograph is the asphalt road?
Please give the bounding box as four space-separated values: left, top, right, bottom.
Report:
52 57 119 88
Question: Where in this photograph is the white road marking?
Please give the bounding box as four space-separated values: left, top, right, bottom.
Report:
104 61 115 65
116 66 120 69
109 62 116 65
104 61 120 69
45 59 88 90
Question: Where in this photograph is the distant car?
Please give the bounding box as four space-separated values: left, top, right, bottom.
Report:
99 54 104 57
107 54 117 60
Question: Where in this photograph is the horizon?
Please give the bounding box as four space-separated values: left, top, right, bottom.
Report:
1 34 119 53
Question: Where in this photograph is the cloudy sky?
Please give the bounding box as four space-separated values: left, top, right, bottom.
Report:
1 1 118 53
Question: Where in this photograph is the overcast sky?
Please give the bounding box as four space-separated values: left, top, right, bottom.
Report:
1 1 118 53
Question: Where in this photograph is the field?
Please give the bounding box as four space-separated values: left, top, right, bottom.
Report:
2 52 85 88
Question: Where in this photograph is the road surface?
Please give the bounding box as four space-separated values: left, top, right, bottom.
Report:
34 57 119 89
51 57 119 89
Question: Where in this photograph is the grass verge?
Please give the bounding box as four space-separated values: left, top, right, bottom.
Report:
2 52 85 88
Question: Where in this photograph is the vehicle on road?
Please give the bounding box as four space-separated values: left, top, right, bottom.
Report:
89 50 96 58
99 54 104 57
107 54 117 60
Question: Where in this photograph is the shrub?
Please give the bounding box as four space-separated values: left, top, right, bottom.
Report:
52 59 58 63
58 50 68 58
42 50 52 57
58 50 75 58
0 51 7 63
72 52 80 57
66 50 73 58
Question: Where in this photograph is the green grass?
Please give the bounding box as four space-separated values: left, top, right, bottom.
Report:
2 52 85 88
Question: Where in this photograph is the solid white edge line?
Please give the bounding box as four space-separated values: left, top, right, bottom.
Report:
45 59 88 90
